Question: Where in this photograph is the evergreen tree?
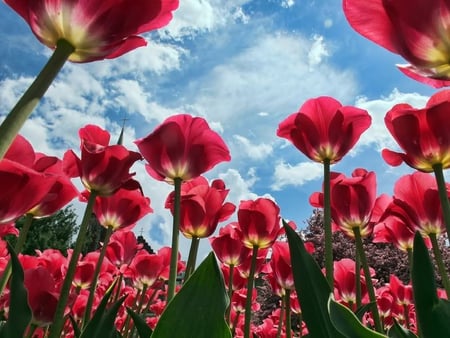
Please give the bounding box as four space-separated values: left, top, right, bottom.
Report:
9 205 78 255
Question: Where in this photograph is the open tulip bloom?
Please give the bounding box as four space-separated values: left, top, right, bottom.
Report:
343 0 450 87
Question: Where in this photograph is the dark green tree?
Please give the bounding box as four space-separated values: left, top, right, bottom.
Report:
8 205 78 255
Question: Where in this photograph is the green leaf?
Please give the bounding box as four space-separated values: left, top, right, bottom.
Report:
412 231 450 337
328 296 387 338
355 302 373 321
387 320 418 338
151 252 231 338
126 307 152 337
0 243 32 338
284 221 344 338
80 280 124 338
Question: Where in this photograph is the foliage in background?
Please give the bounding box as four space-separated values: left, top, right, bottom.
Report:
7 206 78 255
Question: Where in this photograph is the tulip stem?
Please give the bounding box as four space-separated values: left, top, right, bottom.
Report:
82 225 113 327
353 227 383 333
226 264 234 324
276 294 285 338
0 213 34 295
429 232 450 298
167 177 182 302
0 39 74 159
323 159 334 287
285 289 292 338
433 164 450 238
244 245 258 338
49 190 97 338
184 236 200 282
355 250 362 310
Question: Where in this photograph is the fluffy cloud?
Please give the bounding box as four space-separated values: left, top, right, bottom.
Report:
232 135 273 160
271 161 323 190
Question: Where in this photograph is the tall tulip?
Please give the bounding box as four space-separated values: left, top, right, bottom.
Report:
136 113 230 301
277 96 371 286
235 197 281 338
343 0 450 87
0 0 179 158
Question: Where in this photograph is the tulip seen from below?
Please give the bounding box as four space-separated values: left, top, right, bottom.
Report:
277 96 371 287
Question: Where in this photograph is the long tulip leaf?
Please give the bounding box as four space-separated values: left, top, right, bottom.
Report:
0 243 32 338
412 231 450 337
151 252 231 338
284 221 344 337
126 307 153 337
328 296 387 338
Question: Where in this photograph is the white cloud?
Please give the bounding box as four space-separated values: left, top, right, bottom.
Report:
232 134 272 160
271 161 323 190
161 0 252 39
281 0 295 8
308 35 329 68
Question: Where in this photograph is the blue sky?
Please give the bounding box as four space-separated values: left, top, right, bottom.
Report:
0 0 439 260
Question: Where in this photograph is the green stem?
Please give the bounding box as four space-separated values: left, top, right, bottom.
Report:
285 289 292 338
0 39 74 159
433 164 450 237
184 236 200 282
353 227 383 333
429 232 450 298
355 250 362 310
112 273 124 304
323 159 333 287
49 191 97 338
276 294 285 338
82 226 113 327
167 177 182 302
0 213 34 295
244 245 258 338
226 264 235 324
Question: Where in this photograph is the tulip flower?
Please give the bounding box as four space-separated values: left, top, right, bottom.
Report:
5 0 179 62
343 0 450 87
277 96 371 164
136 114 231 184
166 176 235 239
127 251 165 290
92 188 153 232
64 124 142 196
310 169 379 238
210 223 252 267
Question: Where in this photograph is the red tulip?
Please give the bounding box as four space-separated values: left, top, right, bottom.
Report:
334 258 372 307
310 169 379 238
135 114 231 183
235 198 281 249
63 124 142 196
128 251 164 290
166 176 235 238
106 231 142 271
373 215 417 252
0 159 54 225
210 223 252 267
386 172 447 237
343 0 450 87
24 266 59 326
277 96 371 164
389 275 413 306
5 0 179 63
92 188 152 231
383 90 450 172
270 241 294 290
